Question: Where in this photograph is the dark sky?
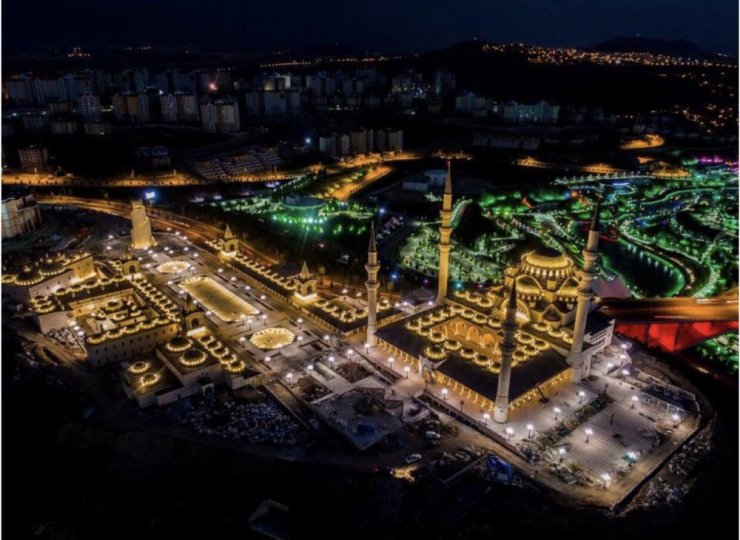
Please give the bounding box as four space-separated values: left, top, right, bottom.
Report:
3 0 738 54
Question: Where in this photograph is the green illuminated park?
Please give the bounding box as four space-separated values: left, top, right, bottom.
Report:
397 164 738 299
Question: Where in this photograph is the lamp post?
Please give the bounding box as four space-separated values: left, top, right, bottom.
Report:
505 427 514 442
297 317 303 329
631 395 639 409
404 366 410 379
347 349 354 362
261 314 268 326
622 369 630 379
606 362 613 373
526 424 534 439
388 356 395 368
585 428 593 443
264 355 271 364
286 372 293 385
307 364 314 373
483 413 490 426
578 391 586 404
553 407 561 421
324 334 330 344
328 355 335 367
441 388 448 401
558 448 566 464
671 413 680 427
364 342 370 355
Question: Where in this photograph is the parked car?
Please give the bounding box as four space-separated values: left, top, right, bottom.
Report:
405 453 422 464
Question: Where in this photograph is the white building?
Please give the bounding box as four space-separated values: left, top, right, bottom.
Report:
2 195 42 239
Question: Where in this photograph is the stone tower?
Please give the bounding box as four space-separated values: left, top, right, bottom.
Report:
222 224 239 254
494 280 519 424
130 200 155 250
365 222 380 346
436 161 453 304
568 199 601 382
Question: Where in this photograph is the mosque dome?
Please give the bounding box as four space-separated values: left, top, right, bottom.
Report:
518 248 575 284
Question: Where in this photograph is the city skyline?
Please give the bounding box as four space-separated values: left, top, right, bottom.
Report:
3 0 738 55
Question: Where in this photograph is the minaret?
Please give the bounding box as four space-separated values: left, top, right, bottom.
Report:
365 222 380 346
568 199 601 382
436 161 453 304
494 280 519 424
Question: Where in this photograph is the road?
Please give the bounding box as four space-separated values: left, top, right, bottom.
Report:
38 195 278 265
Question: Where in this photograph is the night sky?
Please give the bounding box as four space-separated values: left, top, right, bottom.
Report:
3 0 738 54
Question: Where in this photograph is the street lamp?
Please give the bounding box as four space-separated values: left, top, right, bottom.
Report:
483 413 490 426
671 413 680 426
585 428 593 443
323 334 330 343
286 372 293 385
261 314 268 325
606 362 613 372
622 369 630 378
553 407 561 421
558 448 566 463
244 285 251 291
239 336 246 344
631 395 639 409
601 473 611 489
505 427 514 441
578 390 586 404
441 387 448 401
388 356 395 367
328 356 335 366
307 364 314 372
526 424 534 438
347 349 354 361
260 294 267 300
364 342 370 354
404 366 410 378
264 356 271 363
297 318 303 329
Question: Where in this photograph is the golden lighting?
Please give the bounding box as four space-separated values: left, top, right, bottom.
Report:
179 276 258 322
250 328 296 350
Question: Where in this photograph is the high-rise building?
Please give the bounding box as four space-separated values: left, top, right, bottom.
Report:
18 146 49 171
113 93 151 123
502 100 560 124
387 129 403 152
350 130 367 155
78 94 102 121
200 99 241 133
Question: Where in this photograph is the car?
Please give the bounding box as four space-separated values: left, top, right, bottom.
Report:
424 430 441 440
405 453 422 464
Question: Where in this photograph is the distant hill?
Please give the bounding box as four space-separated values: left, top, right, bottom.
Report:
589 36 718 59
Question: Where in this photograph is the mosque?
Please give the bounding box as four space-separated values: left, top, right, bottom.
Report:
371 164 614 423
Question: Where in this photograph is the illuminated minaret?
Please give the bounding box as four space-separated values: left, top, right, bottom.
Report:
568 199 601 382
494 280 518 424
436 161 453 304
365 222 380 346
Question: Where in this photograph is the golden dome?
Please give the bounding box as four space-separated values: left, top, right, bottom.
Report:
522 248 572 271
